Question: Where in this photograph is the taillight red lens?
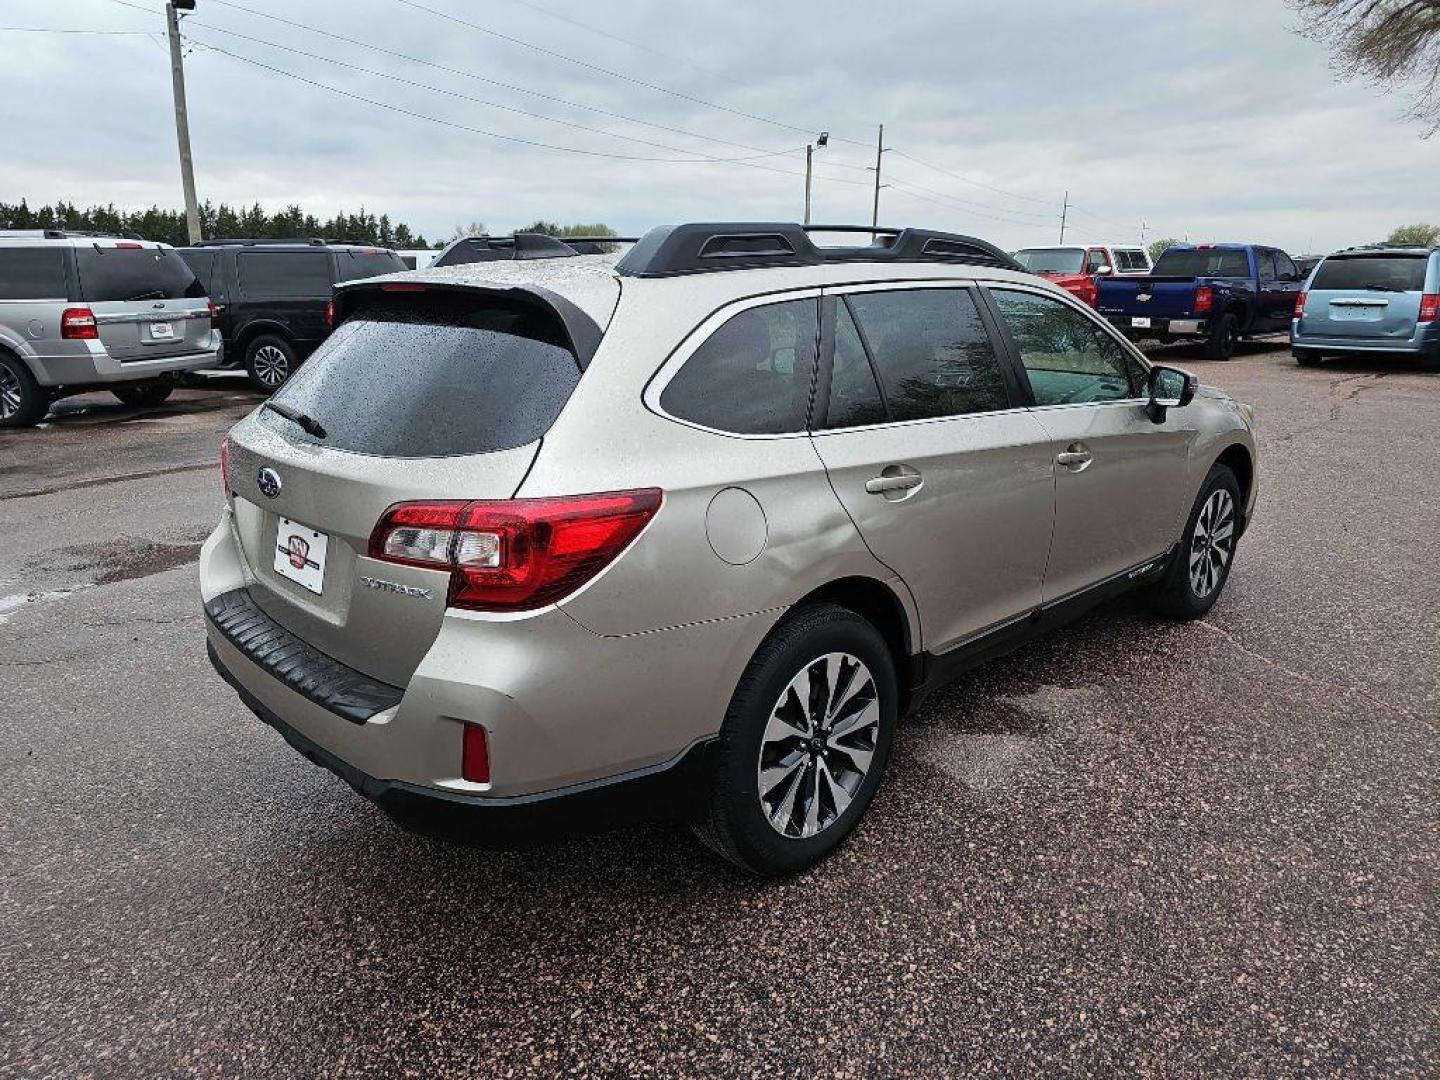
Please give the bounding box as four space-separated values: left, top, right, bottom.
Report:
208 299 221 329
1194 286 1213 314
461 723 490 783
369 489 663 612
60 307 98 340
219 434 230 493
1419 293 1439 322
323 300 334 330
1294 292 1307 319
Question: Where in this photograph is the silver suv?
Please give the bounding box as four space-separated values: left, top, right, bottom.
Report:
201 223 1258 876
0 231 221 426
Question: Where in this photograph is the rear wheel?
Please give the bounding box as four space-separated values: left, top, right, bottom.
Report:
692 602 897 877
1202 313 1240 360
1420 350 1440 374
244 334 297 393
0 352 47 428
1148 463 1242 620
1293 348 1323 367
112 382 174 408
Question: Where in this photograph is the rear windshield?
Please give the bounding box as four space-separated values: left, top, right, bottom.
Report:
1311 255 1428 292
1152 249 1251 278
335 250 407 282
259 293 581 458
1114 249 1149 272
1014 248 1085 274
75 245 205 302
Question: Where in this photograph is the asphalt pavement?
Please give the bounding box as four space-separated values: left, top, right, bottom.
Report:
0 348 1434 1077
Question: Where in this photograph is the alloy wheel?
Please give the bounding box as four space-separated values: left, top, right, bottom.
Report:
756 652 880 840
253 345 290 387
1189 488 1236 598
0 365 20 420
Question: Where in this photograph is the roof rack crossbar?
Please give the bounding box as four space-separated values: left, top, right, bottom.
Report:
614 222 1022 278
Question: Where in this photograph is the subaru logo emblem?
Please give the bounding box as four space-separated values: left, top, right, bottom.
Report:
257 467 282 499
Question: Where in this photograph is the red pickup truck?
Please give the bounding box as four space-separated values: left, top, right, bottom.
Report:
1012 244 1152 307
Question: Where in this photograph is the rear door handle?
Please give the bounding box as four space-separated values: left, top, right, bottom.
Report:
865 474 923 494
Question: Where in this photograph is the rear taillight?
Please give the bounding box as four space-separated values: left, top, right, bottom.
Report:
461 724 490 783
324 300 334 330
368 489 663 612
219 434 230 493
1420 294 1439 322
1194 286 1213 314
208 299 221 329
1294 292 1307 319
60 307 98 340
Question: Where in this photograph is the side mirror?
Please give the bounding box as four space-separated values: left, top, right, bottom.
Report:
1146 365 1197 423
1092 264 1113 276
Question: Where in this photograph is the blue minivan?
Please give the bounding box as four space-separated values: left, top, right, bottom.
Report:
1292 246 1440 371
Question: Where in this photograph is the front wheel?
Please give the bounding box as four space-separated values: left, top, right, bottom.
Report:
692 603 897 877
1147 464 1242 620
244 334 297 393
112 382 174 408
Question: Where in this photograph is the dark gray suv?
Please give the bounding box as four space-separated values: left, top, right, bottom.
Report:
0 230 221 427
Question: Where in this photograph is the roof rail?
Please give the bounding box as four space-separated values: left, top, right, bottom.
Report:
191 237 328 247
614 222 1022 278
0 228 146 241
431 232 641 268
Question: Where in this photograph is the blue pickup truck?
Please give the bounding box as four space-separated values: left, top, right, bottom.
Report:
1096 243 1305 359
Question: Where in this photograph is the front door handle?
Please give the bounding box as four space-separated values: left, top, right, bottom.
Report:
1056 444 1093 471
865 474 923 494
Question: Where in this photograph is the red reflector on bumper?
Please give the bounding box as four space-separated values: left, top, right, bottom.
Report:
462 724 490 784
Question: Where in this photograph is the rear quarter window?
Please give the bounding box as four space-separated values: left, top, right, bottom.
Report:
1311 256 1428 292
260 293 582 458
0 247 68 299
178 250 220 294
237 251 332 298
74 246 204 302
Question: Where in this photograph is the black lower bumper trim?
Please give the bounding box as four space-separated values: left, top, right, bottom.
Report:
204 588 402 724
207 640 719 840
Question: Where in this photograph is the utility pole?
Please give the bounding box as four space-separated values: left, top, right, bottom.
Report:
870 124 885 237
166 1 202 244
803 131 828 225
1058 190 1069 244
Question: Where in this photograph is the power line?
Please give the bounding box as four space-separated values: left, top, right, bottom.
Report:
888 149 1055 206
884 175 1060 227
496 0 729 79
0 26 155 35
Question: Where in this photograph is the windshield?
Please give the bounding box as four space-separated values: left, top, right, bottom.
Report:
1311 255 1427 293
1152 249 1251 278
260 293 581 458
1014 248 1085 275
75 245 206 302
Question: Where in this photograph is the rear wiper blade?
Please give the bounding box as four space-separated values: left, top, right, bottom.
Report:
124 289 167 302
262 400 327 439
1360 283 1403 292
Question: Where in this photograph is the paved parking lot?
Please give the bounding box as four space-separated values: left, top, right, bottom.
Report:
1 346 1435 1077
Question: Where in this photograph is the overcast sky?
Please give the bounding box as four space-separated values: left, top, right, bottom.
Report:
5 0 1435 253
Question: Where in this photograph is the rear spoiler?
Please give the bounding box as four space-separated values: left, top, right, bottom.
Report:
331 280 604 369
432 232 640 267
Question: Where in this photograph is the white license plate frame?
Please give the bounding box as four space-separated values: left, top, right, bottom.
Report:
273 518 328 594
148 321 175 340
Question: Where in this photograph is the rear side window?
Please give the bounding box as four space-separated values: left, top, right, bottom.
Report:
660 299 818 434
335 250 407 282
822 304 887 429
74 246 204 302
261 294 581 457
1311 255 1428 292
238 251 332 298
0 248 67 299
844 288 1010 421
179 250 220 294
1152 249 1251 278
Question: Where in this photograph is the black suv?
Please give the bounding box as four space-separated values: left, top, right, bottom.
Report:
178 240 405 392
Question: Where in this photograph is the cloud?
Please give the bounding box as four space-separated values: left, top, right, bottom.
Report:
4 0 1432 253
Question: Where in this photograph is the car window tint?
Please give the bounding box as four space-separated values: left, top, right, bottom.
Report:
335 251 407 282
660 299 818 434
0 247 67 299
1257 249 1278 282
178 250 219 294
74 246 205 302
1087 249 1109 272
823 303 887 429
1115 249 1149 272
991 288 1144 406
238 251 332 298
1311 255 1428 292
260 294 580 457
1151 249 1251 278
1273 250 1299 280
844 289 1009 421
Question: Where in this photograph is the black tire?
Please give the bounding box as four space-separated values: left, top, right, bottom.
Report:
111 382 174 408
1202 313 1240 360
1419 350 1440 374
1293 349 1323 367
692 602 897 877
1147 463 1243 620
244 334 297 393
0 351 48 428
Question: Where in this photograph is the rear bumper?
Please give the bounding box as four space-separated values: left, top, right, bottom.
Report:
28 334 223 386
1103 314 1207 336
1291 321 1440 357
